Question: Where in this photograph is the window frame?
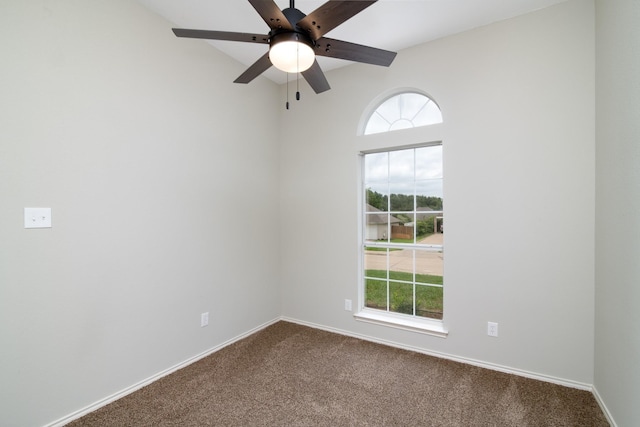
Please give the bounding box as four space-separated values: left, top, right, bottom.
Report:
355 143 448 338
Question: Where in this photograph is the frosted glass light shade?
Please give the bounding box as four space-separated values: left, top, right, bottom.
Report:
270 41 315 73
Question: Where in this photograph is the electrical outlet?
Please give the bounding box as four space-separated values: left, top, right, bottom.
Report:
344 299 352 311
201 312 209 327
487 321 498 337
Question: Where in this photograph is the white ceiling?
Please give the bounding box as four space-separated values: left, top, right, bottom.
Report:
136 0 569 84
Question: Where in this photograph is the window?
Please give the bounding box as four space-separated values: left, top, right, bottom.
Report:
358 144 445 335
364 92 442 135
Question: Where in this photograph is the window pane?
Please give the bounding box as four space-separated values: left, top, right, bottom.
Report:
415 247 443 319
413 100 443 127
376 96 402 124
364 112 391 135
415 248 443 279
364 152 388 184
366 184 388 211
416 145 443 179
389 248 415 275
365 213 391 242
389 183 414 212
400 93 429 121
389 149 414 182
392 213 415 243
365 278 387 311
416 179 443 207
416 284 443 319
416 212 440 240
364 248 388 272
389 281 414 315
364 267 388 312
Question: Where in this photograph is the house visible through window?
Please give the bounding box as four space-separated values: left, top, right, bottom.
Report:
362 145 444 322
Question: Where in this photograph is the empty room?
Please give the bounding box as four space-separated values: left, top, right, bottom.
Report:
1 0 638 426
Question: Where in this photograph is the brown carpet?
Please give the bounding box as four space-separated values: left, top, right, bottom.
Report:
68 321 608 426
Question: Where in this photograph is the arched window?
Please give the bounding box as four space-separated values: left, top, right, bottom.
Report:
364 92 442 135
356 89 446 336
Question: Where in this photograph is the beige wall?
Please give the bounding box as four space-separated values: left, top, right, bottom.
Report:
595 0 640 425
0 1 281 426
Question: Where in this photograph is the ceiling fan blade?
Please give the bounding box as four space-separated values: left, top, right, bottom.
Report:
248 0 294 30
301 60 331 94
298 1 377 40
172 29 269 44
315 37 397 67
234 52 273 84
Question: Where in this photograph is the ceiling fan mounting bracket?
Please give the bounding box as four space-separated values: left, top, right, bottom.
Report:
280 7 308 31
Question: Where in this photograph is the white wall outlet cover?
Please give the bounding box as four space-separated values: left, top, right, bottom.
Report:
487 321 499 337
24 207 52 228
200 312 209 327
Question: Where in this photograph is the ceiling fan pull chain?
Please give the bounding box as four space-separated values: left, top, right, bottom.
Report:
286 72 290 110
296 44 301 101
296 72 300 101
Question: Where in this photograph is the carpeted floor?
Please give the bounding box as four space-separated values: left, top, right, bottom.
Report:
68 321 609 426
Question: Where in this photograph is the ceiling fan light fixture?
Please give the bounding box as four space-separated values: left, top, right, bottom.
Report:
269 33 315 73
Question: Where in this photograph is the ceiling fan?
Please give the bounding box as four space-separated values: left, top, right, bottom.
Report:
172 0 397 95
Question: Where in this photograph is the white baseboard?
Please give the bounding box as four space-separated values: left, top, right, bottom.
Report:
46 317 281 427
281 316 594 392
592 386 617 427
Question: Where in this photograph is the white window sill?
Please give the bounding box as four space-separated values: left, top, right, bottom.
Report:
354 309 448 338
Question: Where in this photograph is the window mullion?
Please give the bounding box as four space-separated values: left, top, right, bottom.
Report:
412 249 417 316
386 248 390 312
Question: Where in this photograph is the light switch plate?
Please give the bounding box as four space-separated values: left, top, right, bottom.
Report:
24 208 52 228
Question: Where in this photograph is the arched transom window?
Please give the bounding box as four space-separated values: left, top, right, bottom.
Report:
364 92 442 135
